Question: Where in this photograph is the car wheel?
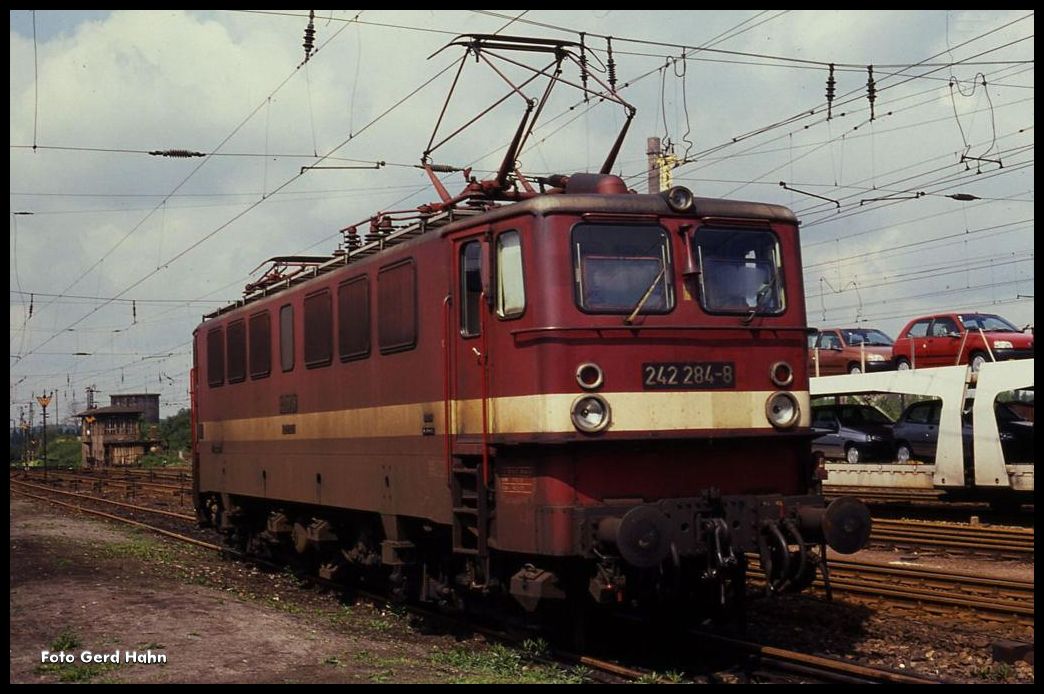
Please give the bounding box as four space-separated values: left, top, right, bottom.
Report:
895 358 911 371
848 364 862 375
896 443 911 463
846 445 861 464
970 352 987 372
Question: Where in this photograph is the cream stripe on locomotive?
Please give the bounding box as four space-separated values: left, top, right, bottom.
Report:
200 390 811 441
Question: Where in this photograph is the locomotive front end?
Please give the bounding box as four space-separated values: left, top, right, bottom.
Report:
479 179 871 617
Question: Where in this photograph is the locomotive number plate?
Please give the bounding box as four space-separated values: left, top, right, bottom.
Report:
641 362 735 389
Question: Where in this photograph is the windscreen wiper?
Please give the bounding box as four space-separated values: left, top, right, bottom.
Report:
624 265 666 325
741 271 778 325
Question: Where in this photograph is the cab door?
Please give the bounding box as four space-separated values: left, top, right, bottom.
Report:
451 232 491 443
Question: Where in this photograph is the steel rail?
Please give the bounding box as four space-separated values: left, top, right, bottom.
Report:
10 479 196 522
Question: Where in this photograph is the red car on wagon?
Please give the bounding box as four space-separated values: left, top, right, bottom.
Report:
891 312 1033 372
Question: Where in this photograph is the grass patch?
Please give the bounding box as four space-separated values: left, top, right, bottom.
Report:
36 662 121 683
636 670 686 684
90 534 179 564
977 663 1015 682
430 642 588 684
50 626 81 651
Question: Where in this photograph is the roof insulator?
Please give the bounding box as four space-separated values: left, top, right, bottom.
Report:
606 36 617 92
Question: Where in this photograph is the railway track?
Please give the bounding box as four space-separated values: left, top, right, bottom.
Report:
11 485 946 684
12 469 189 500
749 555 1033 626
870 518 1033 557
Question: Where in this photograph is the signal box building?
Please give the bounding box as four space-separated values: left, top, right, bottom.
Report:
77 393 161 467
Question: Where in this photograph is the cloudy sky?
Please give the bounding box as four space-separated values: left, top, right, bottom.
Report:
9 10 1034 423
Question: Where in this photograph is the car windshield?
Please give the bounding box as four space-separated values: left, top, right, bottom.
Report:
958 314 1019 332
841 329 893 346
838 405 893 425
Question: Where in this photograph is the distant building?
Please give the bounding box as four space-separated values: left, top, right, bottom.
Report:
77 393 161 467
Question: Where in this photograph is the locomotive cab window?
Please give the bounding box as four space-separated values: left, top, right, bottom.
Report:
694 227 784 316
460 241 483 337
572 224 673 314
497 231 525 318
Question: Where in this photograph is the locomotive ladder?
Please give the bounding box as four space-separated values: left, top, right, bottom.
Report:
450 454 491 578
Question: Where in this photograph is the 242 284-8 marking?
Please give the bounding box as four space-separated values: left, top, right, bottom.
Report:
642 362 735 389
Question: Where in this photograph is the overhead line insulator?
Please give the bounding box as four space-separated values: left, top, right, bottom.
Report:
149 149 206 158
303 10 316 63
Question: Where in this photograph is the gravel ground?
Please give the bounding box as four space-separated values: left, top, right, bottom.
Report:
9 496 584 684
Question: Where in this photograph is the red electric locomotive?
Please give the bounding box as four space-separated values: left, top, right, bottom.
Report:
192 34 870 625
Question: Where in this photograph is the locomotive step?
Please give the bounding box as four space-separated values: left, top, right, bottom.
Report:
453 507 479 516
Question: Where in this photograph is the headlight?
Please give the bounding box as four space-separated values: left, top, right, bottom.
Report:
571 395 611 433
765 391 799 429
575 362 604 390
865 434 884 442
664 186 694 213
770 361 794 387
866 354 885 362
993 340 1013 349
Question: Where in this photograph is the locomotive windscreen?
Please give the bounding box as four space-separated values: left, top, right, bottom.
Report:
572 224 673 314
693 227 785 315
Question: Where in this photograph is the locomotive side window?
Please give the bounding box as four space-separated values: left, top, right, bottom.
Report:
460 241 482 337
571 224 673 314
249 311 271 379
304 289 333 368
378 259 417 354
693 228 784 316
497 231 525 318
226 319 247 383
280 304 294 372
206 327 224 387
338 276 370 361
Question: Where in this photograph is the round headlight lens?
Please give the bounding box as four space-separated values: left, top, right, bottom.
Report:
664 186 694 213
770 361 794 387
766 391 799 429
571 395 611 433
576 362 604 390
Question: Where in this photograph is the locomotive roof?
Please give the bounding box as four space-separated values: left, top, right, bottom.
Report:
436 192 798 236
202 191 797 322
